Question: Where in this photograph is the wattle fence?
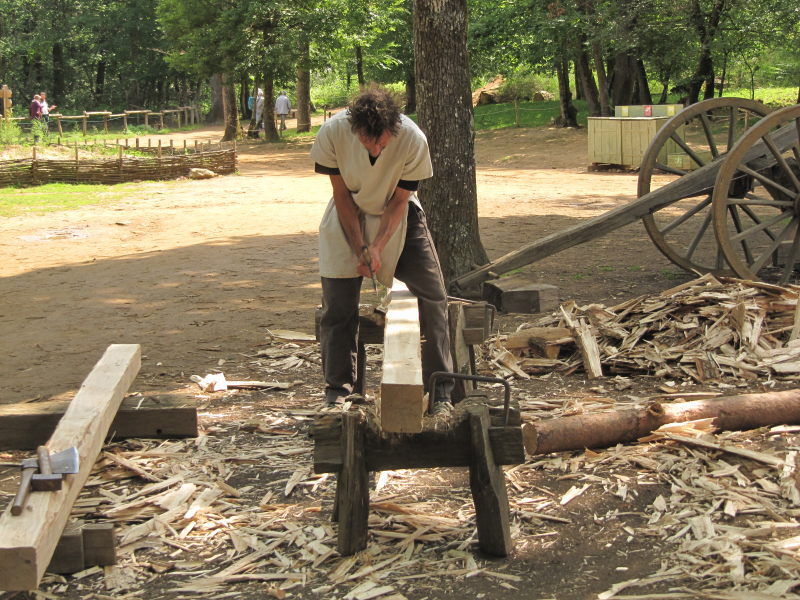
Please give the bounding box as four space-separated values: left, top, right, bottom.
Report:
0 139 236 186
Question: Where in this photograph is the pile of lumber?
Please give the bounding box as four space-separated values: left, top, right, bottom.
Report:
497 274 800 382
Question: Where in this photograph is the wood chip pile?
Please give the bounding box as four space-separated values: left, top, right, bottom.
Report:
492 274 800 384
4 305 800 598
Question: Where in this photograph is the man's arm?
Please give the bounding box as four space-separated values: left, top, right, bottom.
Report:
367 186 412 274
329 174 411 277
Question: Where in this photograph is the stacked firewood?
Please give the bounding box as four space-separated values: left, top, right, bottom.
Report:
495 273 800 382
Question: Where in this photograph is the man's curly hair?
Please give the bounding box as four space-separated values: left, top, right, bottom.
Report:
347 85 401 139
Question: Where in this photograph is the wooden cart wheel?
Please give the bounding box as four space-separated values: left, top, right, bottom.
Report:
638 97 770 275
712 104 800 283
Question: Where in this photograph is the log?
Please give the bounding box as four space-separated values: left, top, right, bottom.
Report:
0 396 197 450
523 388 800 455
0 344 141 591
379 281 426 433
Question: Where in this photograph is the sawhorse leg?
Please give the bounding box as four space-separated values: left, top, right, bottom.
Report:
468 405 513 556
355 341 366 396
334 411 369 555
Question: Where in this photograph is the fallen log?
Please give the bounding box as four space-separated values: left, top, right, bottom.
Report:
523 388 800 455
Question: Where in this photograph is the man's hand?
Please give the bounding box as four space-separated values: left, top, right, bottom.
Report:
358 245 381 278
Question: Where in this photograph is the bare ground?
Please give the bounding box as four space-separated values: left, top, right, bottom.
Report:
1 124 794 599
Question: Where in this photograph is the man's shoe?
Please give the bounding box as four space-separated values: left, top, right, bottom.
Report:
324 388 349 406
431 400 454 416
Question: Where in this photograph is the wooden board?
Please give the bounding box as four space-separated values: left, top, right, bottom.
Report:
313 399 524 473
379 281 426 433
0 344 141 591
0 396 197 450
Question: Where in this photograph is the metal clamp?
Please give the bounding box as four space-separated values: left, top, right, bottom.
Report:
429 371 512 426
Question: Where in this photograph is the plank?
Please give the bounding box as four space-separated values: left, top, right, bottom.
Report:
0 396 197 450
335 411 369 556
468 405 513 556
379 280 426 433
0 344 141 591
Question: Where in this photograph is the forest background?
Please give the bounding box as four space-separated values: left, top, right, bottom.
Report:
1 0 799 142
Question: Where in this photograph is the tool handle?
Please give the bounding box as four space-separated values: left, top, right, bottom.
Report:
37 446 53 475
11 467 35 516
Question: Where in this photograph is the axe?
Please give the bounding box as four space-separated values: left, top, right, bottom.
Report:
10 446 80 516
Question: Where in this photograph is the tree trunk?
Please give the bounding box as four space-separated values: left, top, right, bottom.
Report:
241 78 251 119
220 73 239 142
207 74 224 123
52 43 65 103
405 71 416 114
554 56 578 127
355 45 365 87
262 77 279 142
687 0 727 105
634 58 652 104
610 52 635 106
524 389 800 455
296 37 311 132
94 59 106 104
575 42 600 116
413 0 488 287
573 61 584 101
592 43 611 116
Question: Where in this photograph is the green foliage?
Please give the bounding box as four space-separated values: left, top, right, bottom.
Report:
472 100 590 130
0 120 23 145
498 69 550 102
310 73 358 109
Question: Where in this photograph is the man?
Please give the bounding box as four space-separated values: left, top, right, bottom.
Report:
254 89 265 130
310 86 454 413
29 94 43 143
274 91 291 131
39 92 56 137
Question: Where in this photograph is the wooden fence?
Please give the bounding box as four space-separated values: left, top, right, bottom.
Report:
0 140 236 186
9 106 201 135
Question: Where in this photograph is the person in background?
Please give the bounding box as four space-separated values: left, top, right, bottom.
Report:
254 89 265 131
39 91 56 137
29 94 43 143
275 91 291 131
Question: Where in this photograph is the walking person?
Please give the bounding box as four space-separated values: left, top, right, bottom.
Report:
29 94 43 143
275 91 291 131
310 85 454 412
39 92 56 138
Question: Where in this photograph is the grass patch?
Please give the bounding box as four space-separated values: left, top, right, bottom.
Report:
660 269 683 280
0 183 134 217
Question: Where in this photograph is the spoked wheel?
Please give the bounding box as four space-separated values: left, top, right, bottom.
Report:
638 97 770 275
712 104 800 283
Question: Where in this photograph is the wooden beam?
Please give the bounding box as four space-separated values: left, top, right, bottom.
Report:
0 344 141 591
0 397 197 451
379 280 426 433
313 399 524 473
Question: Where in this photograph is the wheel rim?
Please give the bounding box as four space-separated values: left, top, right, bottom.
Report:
712 104 800 283
639 97 770 275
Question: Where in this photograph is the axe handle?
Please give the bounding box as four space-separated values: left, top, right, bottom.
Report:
11 466 35 516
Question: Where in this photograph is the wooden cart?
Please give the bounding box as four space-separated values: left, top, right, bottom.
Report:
453 98 800 292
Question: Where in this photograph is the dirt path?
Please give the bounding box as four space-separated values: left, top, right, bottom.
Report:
0 124 681 404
